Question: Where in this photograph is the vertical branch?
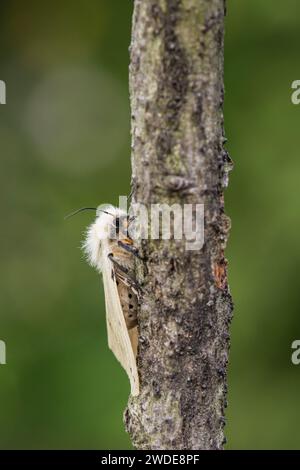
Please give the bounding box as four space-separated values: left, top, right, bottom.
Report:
126 0 233 450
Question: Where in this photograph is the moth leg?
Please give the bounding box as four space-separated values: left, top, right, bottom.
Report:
108 254 141 297
108 253 129 275
117 269 141 298
117 240 144 260
116 271 141 299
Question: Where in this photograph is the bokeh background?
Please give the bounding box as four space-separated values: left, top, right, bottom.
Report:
0 0 300 449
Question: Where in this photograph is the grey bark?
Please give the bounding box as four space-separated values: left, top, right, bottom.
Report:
125 0 233 450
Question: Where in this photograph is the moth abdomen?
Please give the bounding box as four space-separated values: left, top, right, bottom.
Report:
117 280 138 330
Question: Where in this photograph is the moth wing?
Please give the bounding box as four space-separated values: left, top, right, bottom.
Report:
128 326 138 358
101 253 139 396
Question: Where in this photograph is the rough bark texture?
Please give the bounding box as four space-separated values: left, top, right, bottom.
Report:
125 0 233 450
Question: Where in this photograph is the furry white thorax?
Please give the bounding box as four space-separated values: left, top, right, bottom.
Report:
82 205 126 273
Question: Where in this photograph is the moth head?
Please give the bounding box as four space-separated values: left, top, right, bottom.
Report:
82 205 127 272
110 213 131 239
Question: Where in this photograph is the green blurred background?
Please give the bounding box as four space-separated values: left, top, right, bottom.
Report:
0 0 299 449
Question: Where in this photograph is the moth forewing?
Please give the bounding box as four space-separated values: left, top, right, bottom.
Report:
101 248 139 396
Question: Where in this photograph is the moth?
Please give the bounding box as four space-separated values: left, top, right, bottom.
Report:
82 205 140 396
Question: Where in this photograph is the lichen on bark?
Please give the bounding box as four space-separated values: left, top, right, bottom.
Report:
125 0 233 450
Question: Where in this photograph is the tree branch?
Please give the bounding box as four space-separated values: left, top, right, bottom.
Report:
125 0 233 450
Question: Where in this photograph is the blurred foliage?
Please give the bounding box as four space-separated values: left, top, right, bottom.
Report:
0 0 299 449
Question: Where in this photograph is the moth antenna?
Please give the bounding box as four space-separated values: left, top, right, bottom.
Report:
64 207 97 220
98 210 114 217
64 207 115 220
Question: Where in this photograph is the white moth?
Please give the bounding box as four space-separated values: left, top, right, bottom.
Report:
83 205 139 396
